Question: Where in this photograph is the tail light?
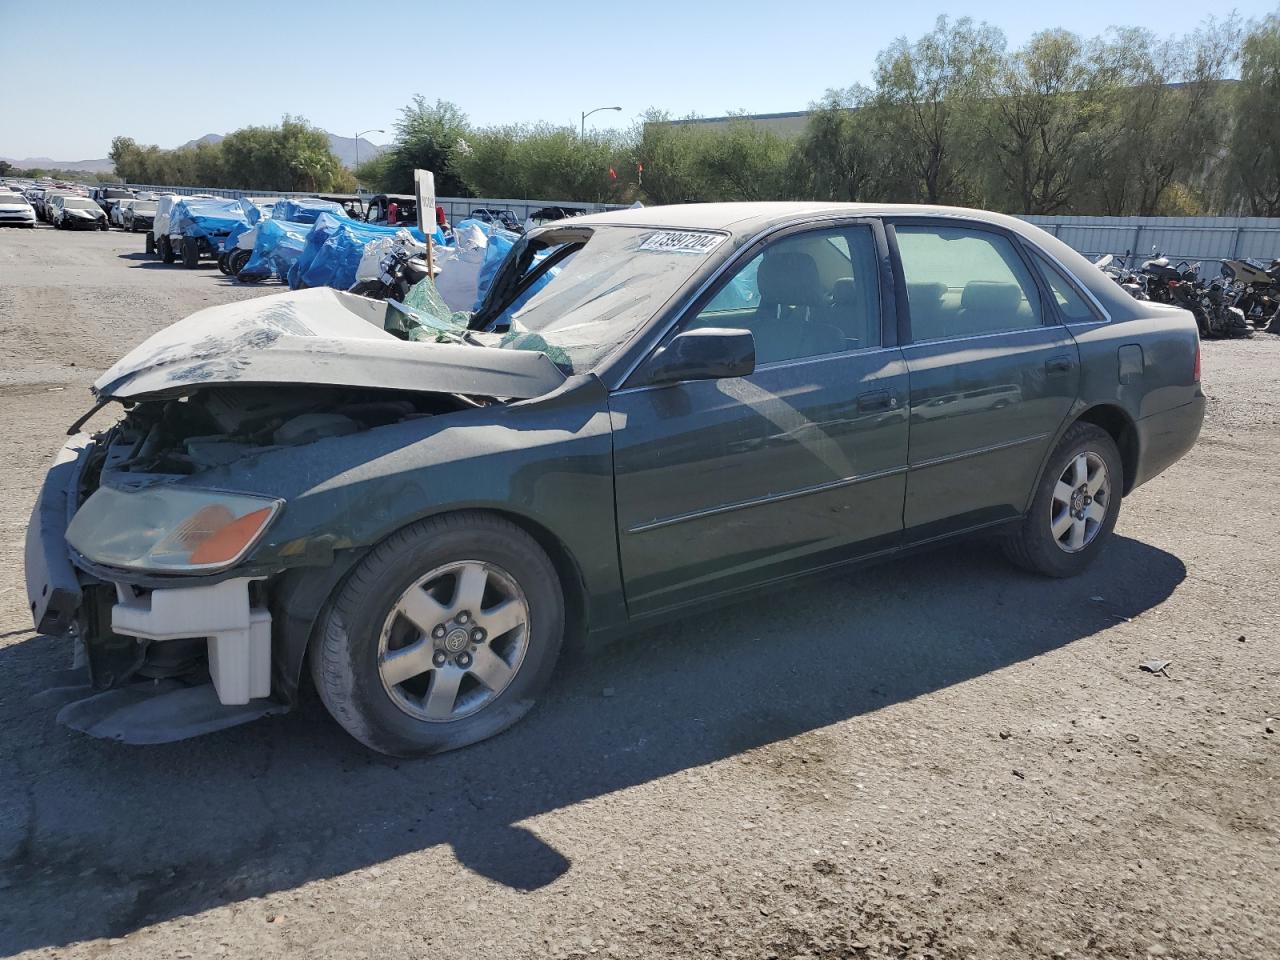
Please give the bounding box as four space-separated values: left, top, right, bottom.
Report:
1167 280 1180 289
1193 337 1201 383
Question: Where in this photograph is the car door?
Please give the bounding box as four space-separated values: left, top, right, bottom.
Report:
887 219 1080 537
609 219 910 615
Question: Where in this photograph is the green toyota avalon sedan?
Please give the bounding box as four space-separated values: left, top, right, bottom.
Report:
25 203 1205 756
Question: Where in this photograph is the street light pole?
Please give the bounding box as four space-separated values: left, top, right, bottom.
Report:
354 128 385 174
580 106 622 138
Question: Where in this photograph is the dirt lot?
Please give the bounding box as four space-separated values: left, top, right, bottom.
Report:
0 224 1277 960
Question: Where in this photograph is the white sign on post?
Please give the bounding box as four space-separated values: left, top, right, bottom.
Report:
413 169 436 233
413 168 436 276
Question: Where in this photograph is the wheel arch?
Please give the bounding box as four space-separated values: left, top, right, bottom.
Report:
271 505 590 706
1073 403 1140 495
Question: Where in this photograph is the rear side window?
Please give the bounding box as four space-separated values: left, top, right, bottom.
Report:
895 225 1042 342
1029 250 1099 323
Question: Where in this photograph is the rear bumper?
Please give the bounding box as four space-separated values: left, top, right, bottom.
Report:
1131 394 1206 490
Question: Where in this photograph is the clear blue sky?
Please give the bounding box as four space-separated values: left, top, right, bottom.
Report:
1 0 1272 161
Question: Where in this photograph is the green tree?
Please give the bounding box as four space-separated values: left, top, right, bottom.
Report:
1222 15 1280 215
365 97 471 195
872 15 1006 204
986 30 1106 214
793 87 885 201
1082 21 1238 215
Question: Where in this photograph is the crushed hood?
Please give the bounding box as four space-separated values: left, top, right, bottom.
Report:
94 287 567 401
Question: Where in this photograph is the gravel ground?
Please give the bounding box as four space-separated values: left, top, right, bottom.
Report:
0 224 1277 960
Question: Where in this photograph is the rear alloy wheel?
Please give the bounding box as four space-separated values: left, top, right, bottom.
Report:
311 513 565 756
1003 422 1123 577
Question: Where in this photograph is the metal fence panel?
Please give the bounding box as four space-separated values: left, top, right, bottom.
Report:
1021 214 1280 268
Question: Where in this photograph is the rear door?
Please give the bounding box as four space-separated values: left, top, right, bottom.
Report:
888 219 1080 537
609 219 910 614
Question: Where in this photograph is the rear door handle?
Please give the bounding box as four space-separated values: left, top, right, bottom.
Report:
857 390 897 412
1045 356 1074 375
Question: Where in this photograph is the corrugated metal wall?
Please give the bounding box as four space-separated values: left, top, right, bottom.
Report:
1020 215 1280 267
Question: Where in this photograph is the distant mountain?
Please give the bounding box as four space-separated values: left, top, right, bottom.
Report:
176 131 384 168
0 156 113 172
5 129 384 177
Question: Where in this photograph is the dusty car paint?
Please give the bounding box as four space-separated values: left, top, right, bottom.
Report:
25 202 1205 744
96 288 566 402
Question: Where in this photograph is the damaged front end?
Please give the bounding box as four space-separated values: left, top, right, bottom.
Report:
25 287 567 744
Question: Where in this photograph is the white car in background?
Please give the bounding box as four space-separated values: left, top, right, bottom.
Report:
0 191 36 228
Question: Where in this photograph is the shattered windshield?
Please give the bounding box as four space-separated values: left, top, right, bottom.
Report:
484 225 727 373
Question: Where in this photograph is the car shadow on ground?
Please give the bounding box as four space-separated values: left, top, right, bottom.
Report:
0 534 1186 954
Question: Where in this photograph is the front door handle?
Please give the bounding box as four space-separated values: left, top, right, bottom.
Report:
857 389 897 412
1045 355 1074 375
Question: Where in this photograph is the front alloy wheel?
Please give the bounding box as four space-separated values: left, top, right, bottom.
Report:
378 561 530 722
311 512 565 756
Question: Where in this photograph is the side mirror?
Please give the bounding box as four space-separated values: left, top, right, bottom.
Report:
638 328 755 387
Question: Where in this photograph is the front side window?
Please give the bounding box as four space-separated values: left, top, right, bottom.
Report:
687 225 882 365
895 225 1043 342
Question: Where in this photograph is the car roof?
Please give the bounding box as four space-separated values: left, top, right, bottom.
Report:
568 201 1142 322
571 201 1057 239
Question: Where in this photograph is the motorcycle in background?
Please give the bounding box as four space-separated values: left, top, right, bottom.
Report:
1219 258 1280 329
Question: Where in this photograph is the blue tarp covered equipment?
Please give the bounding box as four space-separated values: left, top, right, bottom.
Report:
272 198 346 224
287 213 446 291
240 219 312 281
169 198 251 239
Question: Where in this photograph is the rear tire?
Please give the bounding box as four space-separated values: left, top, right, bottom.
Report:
144 231 155 255
1003 422 1123 578
182 238 199 268
159 235 174 263
310 512 565 757
228 248 251 276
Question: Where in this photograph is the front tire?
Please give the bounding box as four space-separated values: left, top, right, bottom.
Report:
310 512 565 757
182 238 200 268
1003 422 1123 578
144 231 155 255
159 235 174 263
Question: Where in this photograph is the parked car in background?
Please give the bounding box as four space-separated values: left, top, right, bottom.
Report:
0 191 37 227
470 207 522 232
316 193 365 219
93 186 135 217
365 193 417 226
51 196 108 230
25 202 1204 758
24 187 47 218
122 199 157 232
37 190 74 223
524 206 586 231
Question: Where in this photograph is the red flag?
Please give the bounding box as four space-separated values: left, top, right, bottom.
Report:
608 167 617 179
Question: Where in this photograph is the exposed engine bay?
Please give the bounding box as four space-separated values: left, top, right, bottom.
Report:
89 385 484 483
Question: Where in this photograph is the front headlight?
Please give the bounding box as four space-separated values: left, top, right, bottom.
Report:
66 485 283 573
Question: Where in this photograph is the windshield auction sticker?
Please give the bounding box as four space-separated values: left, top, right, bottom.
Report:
639 231 725 255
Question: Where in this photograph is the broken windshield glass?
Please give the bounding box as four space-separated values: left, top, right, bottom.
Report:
480 225 726 373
